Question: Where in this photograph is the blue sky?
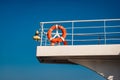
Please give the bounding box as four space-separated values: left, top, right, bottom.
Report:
0 0 120 80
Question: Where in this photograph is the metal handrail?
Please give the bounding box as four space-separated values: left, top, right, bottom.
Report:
39 18 120 46
40 18 120 24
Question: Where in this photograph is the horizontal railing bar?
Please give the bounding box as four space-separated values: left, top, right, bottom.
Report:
73 26 104 29
40 18 120 24
106 25 120 28
66 39 104 41
43 32 120 36
67 32 120 35
43 25 120 30
63 26 104 29
67 33 104 35
106 38 120 40
73 25 120 29
66 38 120 42
42 32 103 35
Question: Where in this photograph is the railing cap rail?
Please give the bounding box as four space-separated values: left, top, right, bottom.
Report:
40 18 120 24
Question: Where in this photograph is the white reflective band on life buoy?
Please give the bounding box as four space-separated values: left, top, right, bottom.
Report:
60 37 65 41
55 24 58 29
50 37 53 41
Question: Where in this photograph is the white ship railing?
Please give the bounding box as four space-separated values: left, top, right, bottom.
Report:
39 19 120 46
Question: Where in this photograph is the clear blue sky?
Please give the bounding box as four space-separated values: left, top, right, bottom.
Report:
0 0 120 80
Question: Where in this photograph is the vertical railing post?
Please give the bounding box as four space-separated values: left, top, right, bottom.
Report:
40 23 44 46
104 20 106 44
72 22 74 45
45 33 47 46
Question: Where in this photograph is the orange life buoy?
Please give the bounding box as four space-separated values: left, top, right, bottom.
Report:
47 24 67 45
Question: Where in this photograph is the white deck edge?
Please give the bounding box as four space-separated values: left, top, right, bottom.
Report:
37 44 120 56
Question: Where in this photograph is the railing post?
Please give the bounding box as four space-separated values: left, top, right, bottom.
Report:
40 23 44 46
104 20 106 44
45 33 47 46
72 22 74 45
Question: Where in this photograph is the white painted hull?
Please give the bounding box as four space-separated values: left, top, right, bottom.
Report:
37 44 120 80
